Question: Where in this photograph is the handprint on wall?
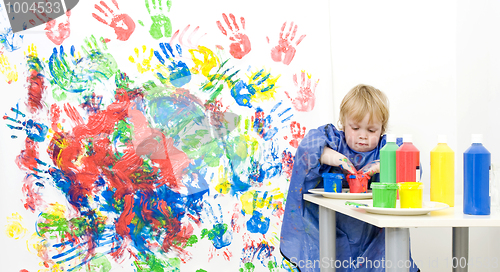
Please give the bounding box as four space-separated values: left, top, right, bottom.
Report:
285 71 319 112
283 121 306 148
268 21 306 65
154 43 192 87
92 0 136 41
28 5 71 45
216 13 251 59
129 45 155 74
0 53 18 84
231 69 280 108
172 25 207 50
44 11 72 45
145 0 173 39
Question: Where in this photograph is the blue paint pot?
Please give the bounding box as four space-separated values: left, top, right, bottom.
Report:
322 173 344 193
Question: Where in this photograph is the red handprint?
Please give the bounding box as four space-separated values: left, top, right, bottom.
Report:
28 3 71 45
44 11 71 45
285 71 319 112
92 0 136 41
216 13 251 59
284 121 306 148
171 25 207 49
269 21 306 65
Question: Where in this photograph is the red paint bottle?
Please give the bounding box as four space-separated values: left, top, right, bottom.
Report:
396 134 420 184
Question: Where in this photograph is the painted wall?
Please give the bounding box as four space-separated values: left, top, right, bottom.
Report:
0 0 333 271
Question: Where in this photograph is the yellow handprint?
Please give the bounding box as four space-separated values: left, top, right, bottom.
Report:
129 45 155 74
0 54 18 83
189 45 219 77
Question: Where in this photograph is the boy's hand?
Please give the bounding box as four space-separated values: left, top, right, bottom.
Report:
338 156 357 175
358 160 380 177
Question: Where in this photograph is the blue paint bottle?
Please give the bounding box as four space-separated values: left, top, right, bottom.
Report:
464 134 491 215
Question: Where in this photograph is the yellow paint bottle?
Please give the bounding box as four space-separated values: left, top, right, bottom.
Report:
430 135 455 207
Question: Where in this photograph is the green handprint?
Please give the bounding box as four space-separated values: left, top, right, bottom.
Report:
145 0 173 40
80 35 119 80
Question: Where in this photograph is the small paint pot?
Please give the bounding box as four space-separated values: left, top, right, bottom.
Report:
347 174 369 193
399 182 424 208
322 173 344 193
371 182 398 208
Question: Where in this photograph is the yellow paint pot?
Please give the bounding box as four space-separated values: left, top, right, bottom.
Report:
398 182 424 208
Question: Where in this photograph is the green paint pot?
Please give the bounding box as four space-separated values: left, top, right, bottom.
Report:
370 182 398 208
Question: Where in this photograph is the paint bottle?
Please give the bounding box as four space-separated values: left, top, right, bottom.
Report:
430 135 455 207
396 134 420 183
464 134 491 215
380 134 398 184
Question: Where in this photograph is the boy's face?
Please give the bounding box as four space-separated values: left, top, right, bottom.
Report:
344 113 382 152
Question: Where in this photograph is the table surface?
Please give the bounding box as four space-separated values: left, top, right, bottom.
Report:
304 193 500 228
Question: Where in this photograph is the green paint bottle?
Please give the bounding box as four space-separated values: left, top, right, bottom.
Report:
380 134 398 183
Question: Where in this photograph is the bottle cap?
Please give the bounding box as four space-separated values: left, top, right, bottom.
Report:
403 134 412 142
386 134 396 142
471 134 483 144
438 135 447 143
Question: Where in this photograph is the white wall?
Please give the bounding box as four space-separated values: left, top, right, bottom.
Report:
330 0 499 271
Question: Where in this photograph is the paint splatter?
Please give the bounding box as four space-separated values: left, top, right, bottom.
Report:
92 0 136 41
269 22 306 65
0 53 18 83
3 21 310 270
25 44 47 113
217 13 251 59
285 71 318 112
0 27 24 52
5 213 27 239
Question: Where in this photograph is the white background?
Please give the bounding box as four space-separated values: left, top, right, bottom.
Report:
329 0 500 271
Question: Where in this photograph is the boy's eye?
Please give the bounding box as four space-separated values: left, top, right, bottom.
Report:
369 130 376 133
352 127 359 130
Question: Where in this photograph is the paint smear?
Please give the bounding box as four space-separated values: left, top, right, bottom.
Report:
5 212 28 239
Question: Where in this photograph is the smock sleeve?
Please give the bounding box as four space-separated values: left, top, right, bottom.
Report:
279 124 342 269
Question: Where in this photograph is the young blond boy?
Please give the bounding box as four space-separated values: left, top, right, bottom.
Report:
280 84 419 272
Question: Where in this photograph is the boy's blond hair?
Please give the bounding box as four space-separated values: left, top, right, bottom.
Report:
338 84 389 135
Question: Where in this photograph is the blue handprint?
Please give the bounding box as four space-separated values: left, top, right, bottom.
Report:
231 68 279 108
4 106 48 142
48 45 91 93
252 102 293 141
154 43 191 87
200 201 233 249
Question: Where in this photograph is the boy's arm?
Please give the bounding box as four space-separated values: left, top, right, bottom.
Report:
320 147 357 175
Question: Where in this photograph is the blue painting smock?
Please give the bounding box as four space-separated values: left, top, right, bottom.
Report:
280 124 419 272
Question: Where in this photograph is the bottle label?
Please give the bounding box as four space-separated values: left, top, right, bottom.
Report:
416 166 420 182
490 165 492 197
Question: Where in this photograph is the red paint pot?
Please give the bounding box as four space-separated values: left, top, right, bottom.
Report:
347 174 369 193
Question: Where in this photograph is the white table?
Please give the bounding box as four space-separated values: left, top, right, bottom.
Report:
304 193 500 272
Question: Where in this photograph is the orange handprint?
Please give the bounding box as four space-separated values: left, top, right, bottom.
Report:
92 0 136 41
269 21 306 65
285 71 319 112
216 13 251 59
